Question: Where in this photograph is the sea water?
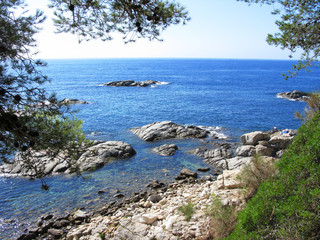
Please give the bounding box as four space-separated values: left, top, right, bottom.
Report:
0 58 319 239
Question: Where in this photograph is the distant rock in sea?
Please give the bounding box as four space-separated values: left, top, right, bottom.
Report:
277 90 310 102
60 98 90 105
103 80 166 87
130 121 207 141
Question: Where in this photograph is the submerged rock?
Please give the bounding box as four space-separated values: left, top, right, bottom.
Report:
277 90 310 101
152 144 178 156
130 121 207 142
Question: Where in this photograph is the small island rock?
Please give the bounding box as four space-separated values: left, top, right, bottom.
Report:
104 80 162 87
130 121 207 142
277 90 310 101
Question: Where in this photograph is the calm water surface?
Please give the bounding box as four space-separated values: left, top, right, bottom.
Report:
1 58 319 239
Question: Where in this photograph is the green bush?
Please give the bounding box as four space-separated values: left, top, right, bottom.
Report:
178 202 195 221
226 113 320 239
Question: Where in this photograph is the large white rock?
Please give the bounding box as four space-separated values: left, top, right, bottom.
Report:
241 131 269 145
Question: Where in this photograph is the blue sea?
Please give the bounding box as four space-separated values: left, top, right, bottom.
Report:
1 58 319 239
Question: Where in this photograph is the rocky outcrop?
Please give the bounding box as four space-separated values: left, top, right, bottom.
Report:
130 121 207 142
104 80 164 87
152 144 178 156
60 98 90 105
77 141 136 171
277 90 310 101
0 141 136 177
195 129 296 171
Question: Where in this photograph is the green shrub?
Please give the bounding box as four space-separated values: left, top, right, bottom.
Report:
226 113 320 239
178 202 195 221
206 195 237 239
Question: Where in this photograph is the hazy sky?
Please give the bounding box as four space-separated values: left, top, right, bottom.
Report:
28 0 294 59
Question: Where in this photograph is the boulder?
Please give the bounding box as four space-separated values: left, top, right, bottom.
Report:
227 157 252 170
77 141 136 171
130 121 207 142
180 169 197 178
152 144 178 156
255 145 273 157
235 145 255 157
241 131 269 145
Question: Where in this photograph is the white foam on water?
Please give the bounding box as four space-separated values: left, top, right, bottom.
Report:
198 125 229 139
156 81 170 85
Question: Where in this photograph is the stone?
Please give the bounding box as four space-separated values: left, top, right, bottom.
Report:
52 161 69 173
147 180 165 189
138 214 158 225
152 144 178 156
197 167 210 172
114 193 125 198
255 145 273 157
47 228 63 238
130 121 207 142
241 131 269 145
227 157 252 170
180 169 197 178
148 194 162 203
73 210 89 221
235 145 255 157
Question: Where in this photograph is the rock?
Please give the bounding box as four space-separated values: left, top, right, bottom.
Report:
77 141 136 171
73 210 89 221
217 169 245 189
138 214 158 225
227 157 252 170
130 121 207 142
277 90 310 101
235 145 255 157
60 98 89 105
52 161 69 173
148 194 162 203
47 228 63 238
114 193 125 198
104 80 162 87
152 144 178 156
203 157 228 169
197 167 210 172
114 219 149 240
255 144 273 157
53 219 69 229
268 130 296 150
147 180 165 189
180 169 197 178
241 131 269 145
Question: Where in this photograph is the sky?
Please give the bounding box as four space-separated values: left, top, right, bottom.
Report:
26 0 295 60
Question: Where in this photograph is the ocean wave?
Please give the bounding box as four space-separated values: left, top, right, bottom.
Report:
156 81 170 85
198 126 229 139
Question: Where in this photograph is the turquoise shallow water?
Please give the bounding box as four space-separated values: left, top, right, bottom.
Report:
0 58 319 239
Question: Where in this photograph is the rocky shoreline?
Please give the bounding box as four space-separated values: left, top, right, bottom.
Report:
15 126 296 240
0 141 136 178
